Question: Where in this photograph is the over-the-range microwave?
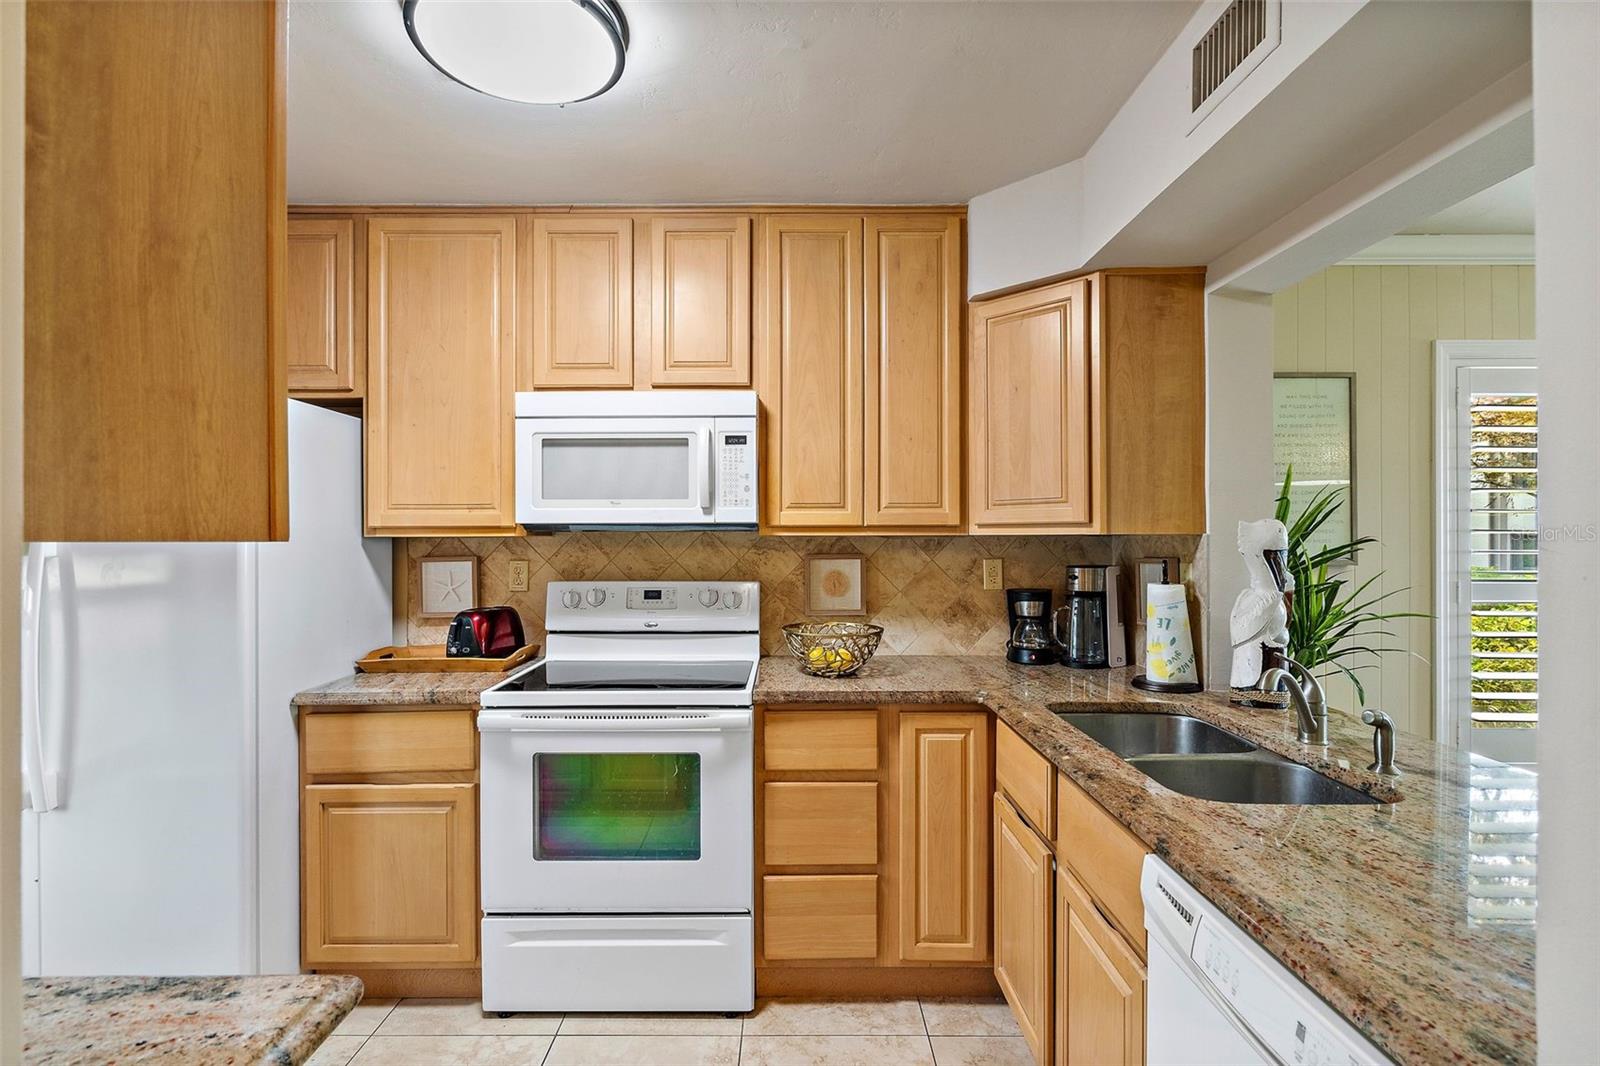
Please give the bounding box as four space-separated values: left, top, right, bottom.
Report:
515 390 757 530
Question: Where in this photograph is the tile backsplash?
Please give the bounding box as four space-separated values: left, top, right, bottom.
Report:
403 531 1202 661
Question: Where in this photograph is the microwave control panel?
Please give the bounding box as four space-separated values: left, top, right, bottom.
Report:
716 422 757 517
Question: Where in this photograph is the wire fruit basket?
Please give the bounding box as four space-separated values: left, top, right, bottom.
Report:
783 621 884 678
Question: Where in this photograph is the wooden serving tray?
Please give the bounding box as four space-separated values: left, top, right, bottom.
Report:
355 643 538 674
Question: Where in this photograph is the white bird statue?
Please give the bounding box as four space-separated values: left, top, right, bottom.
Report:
1229 519 1294 695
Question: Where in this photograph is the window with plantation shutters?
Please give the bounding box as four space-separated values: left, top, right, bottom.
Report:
1467 388 1538 732
1436 344 1537 767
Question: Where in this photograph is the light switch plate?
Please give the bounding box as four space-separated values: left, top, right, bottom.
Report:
508 560 531 592
981 558 1003 590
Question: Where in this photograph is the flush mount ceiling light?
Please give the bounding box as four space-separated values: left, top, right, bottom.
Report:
402 0 628 105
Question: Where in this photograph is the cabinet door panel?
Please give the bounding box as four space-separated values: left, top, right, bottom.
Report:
24 0 288 541
651 215 751 385
898 711 988 962
970 278 1093 529
530 216 633 387
287 217 357 394
864 216 961 526
302 783 477 966
1058 866 1145 1066
366 216 516 532
993 794 1053 1062
762 216 863 526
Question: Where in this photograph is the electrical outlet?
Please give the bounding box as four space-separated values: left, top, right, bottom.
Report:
508 560 531 592
981 558 1003 590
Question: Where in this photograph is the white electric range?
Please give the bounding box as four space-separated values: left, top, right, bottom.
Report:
477 580 758 1013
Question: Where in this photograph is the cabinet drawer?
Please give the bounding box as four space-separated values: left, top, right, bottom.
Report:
763 875 878 960
763 709 878 771
303 709 476 775
997 722 1054 840
1057 773 1149 955
764 782 878 866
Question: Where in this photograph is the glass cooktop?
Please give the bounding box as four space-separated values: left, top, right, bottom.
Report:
498 659 755 692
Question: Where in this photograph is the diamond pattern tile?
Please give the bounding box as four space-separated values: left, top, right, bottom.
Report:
406 532 1203 659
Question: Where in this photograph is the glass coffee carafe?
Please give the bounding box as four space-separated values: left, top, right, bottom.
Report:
1005 588 1057 664
1054 566 1110 668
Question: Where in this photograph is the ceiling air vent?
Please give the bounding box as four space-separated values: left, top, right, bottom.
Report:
1189 0 1280 130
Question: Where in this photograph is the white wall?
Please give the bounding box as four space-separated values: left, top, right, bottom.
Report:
1204 289 1276 692
1532 1 1600 1058
966 160 1082 298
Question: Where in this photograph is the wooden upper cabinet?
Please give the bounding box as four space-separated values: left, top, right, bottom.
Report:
967 268 1206 534
1058 865 1146 1066
897 711 989 963
650 215 751 386
762 215 864 527
365 216 517 534
528 216 634 388
287 217 359 396
25 0 288 541
864 216 961 527
968 278 1094 531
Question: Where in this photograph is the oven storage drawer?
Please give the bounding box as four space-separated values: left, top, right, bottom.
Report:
481 914 754 1013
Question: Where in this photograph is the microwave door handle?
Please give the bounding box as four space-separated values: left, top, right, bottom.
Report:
699 428 713 511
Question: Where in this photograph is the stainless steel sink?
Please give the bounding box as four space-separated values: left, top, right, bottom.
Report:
1127 754 1381 806
1056 711 1256 757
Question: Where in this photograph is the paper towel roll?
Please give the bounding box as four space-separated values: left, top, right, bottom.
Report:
1144 583 1199 686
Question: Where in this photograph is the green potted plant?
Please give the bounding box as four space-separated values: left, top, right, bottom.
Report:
1273 467 1426 705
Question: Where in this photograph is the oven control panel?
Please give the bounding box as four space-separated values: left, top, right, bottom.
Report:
547 581 759 631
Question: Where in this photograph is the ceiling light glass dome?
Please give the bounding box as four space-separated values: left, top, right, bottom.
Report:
403 0 628 105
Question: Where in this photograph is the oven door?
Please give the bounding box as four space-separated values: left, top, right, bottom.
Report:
479 709 753 914
516 417 715 526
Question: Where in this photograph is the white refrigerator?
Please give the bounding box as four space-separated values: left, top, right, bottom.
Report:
19 401 393 976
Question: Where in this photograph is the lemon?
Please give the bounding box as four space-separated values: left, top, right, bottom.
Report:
806 646 829 664
833 649 856 667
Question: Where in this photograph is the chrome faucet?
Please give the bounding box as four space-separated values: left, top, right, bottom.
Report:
1361 709 1400 776
1259 657 1330 746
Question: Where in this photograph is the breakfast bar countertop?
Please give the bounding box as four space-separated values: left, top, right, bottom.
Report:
21 973 362 1065
755 655 1537 1066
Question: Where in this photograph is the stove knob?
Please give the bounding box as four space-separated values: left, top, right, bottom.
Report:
699 588 720 608
561 589 581 609
724 589 743 610
587 587 607 607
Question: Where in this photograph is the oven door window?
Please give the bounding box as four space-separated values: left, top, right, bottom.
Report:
533 753 702 860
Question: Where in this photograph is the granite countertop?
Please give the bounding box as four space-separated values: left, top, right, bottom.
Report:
294 670 505 707
757 656 1536 1066
291 654 1536 1063
22 974 362 1065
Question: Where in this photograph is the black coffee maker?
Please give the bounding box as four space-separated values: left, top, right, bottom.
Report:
1005 588 1057 665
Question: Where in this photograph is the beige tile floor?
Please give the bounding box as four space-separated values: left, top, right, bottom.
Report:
308 996 1030 1066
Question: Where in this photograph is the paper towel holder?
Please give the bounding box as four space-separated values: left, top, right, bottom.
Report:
1131 674 1204 694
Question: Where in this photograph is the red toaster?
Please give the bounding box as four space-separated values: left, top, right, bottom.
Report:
446 607 525 658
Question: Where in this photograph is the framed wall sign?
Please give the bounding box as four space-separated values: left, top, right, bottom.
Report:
802 553 867 617
419 555 479 620
1273 372 1355 560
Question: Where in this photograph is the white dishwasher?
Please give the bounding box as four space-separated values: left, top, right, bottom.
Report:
1142 856 1394 1066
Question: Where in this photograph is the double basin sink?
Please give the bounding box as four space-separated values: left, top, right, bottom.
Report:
1055 711 1381 806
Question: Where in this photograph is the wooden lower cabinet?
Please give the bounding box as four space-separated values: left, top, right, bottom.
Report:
299 706 480 982
1057 866 1146 1066
994 793 1054 1062
302 783 477 966
898 711 988 962
756 704 994 993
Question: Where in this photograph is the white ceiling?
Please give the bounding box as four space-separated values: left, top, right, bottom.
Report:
287 0 1199 205
1399 167 1533 234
